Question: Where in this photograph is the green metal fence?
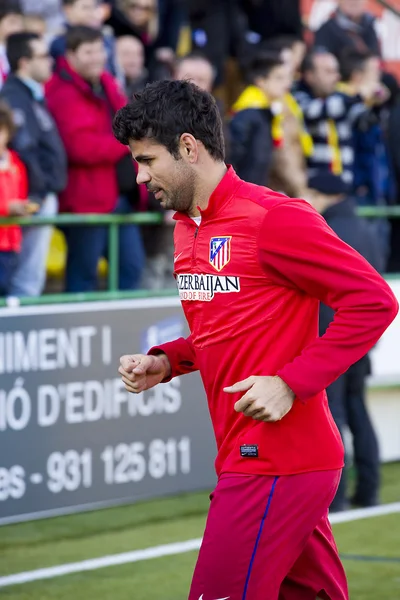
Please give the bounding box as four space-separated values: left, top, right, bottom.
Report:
0 212 164 306
0 207 398 307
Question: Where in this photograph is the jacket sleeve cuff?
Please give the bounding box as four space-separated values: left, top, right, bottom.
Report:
276 367 316 403
148 336 198 382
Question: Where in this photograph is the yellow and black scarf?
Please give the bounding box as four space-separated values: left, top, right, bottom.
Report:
232 85 313 156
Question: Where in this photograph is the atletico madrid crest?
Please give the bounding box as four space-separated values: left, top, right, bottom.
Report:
209 236 231 272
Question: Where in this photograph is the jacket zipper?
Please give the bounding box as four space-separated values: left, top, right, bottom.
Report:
191 226 199 266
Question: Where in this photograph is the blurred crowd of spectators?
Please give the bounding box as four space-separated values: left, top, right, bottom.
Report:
0 0 400 297
0 0 396 511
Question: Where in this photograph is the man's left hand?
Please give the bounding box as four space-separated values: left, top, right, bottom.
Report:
224 376 295 422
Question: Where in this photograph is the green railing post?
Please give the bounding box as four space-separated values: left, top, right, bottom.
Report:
108 222 119 292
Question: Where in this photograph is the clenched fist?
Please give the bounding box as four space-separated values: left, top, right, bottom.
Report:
224 376 295 422
119 353 171 394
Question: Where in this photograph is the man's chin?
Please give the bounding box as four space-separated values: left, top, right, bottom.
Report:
160 198 173 210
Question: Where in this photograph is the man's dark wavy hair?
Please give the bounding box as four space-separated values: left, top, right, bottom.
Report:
113 80 225 161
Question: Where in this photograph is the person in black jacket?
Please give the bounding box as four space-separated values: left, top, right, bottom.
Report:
387 91 400 273
106 0 183 82
0 32 67 296
241 0 303 42
188 0 248 85
229 52 290 185
314 0 380 59
310 171 384 512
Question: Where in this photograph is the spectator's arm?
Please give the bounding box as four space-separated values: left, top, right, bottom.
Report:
269 113 307 197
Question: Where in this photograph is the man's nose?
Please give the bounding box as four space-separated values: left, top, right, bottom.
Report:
136 165 151 185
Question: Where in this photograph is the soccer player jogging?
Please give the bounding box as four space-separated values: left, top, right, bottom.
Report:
113 81 398 600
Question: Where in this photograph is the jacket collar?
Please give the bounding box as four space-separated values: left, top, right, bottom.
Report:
174 165 242 223
232 85 270 113
19 76 44 101
3 73 35 97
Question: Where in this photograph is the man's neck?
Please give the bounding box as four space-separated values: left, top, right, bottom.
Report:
16 69 30 81
0 148 10 168
80 72 101 87
16 72 45 100
189 161 228 217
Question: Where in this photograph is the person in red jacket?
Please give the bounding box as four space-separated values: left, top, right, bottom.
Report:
113 81 398 600
0 101 38 295
46 25 145 292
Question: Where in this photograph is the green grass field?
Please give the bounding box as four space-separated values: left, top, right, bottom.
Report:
0 463 399 599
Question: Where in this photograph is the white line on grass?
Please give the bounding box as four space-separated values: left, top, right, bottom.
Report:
0 538 203 588
329 501 400 524
1 502 399 589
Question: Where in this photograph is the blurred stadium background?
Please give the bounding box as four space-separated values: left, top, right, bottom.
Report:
0 1 400 599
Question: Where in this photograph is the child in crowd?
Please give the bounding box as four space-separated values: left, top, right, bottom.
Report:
229 52 290 186
0 102 37 295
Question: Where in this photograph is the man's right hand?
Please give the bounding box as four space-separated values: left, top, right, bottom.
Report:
119 353 171 394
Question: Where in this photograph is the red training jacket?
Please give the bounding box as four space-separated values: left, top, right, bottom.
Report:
45 58 129 213
149 167 398 477
0 150 27 252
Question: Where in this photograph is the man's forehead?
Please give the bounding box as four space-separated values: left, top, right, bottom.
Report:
129 138 165 157
31 38 45 50
179 58 212 73
315 53 337 69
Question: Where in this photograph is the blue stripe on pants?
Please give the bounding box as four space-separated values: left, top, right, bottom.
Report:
242 476 279 600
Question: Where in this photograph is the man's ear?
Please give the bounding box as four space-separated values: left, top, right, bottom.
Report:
179 133 198 163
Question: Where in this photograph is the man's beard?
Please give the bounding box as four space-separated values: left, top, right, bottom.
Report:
166 172 196 213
